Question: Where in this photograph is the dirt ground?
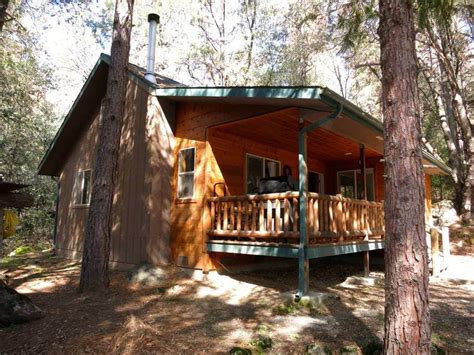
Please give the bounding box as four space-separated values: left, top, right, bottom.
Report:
0 247 473 354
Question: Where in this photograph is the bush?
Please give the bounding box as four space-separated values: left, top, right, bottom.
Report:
9 246 34 256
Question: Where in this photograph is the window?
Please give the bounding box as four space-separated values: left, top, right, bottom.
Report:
246 154 281 193
73 170 92 206
177 147 195 199
337 169 375 201
308 171 324 193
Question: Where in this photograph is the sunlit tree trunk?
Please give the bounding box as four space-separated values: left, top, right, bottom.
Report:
379 0 431 352
79 0 134 292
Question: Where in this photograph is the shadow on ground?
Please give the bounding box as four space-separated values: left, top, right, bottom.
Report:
0 251 472 354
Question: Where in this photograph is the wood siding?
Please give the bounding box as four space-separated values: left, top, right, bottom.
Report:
170 102 279 269
56 80 173 267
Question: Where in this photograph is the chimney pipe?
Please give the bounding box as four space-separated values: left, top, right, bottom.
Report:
145 13 160 84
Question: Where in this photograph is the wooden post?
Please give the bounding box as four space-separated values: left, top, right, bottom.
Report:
441 226 450 271
297 126 309 297
360 144 369 276
359 144 367 200
430 227 440 275
295 102 342 298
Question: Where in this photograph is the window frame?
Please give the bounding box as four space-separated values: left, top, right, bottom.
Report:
336 168 375 201
72 169 92 207
245 153 281 194
308 170 324 194
177 147 196 200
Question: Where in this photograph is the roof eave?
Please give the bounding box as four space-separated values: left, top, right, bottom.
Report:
38 56 106 176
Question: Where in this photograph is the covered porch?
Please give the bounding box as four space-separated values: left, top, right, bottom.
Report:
203 97 386 296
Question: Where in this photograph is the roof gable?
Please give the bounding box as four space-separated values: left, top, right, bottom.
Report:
38 54 183 176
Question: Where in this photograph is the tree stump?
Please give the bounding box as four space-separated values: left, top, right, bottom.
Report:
0 280 44 326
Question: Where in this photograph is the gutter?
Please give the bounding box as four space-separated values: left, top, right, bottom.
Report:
297 102 344 298
50 176 60 251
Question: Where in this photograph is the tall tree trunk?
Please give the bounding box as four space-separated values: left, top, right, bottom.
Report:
463 131 473 224
379 0 431 352
0 0 10 32
79 0 134 292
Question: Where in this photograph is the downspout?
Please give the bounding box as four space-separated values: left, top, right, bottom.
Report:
52 176 60 251
297 102 343 299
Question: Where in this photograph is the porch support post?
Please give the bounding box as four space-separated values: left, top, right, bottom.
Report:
296 102 343 298
359 144 367 200
297 128 309 297
360 144 369 276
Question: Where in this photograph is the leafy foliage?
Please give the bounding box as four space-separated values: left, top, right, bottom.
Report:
0 6 57 244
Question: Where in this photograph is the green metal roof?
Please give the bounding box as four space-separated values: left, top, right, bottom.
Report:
151 85 449 174
38 54 451 176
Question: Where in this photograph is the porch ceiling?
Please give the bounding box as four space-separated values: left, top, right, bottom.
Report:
215 109 382 163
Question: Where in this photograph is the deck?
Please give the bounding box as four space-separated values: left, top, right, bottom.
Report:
207 192 385 258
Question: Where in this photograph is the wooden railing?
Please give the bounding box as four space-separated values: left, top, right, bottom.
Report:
307 193 385 240
207 192 384 243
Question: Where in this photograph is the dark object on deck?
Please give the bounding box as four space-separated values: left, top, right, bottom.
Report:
0 280 44 326
258 176 296 194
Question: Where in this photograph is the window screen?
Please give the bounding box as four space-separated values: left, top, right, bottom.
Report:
246 155 280 193
178 148 195 198
74 170 92 205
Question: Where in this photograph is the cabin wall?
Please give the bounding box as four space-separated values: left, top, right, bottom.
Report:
170 102 279 269
207 129 327 196
56 80 154 267
145 96 175 265
56 107 100 258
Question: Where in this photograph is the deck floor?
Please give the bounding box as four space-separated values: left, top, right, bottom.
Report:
207 239 385 259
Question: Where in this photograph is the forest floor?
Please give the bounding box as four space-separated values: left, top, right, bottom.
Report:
0 238 473 354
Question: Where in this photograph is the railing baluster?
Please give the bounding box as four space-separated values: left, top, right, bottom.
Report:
313 198 319 235
251 201 257 233
229 201 235 231
284 198 289 232
324 199 330 234
216 202 222 232
236 201 242 232
211 201 216 230
223 202 228 231
243 201 249 232
293 197 299 233
266 199 272 232
259 200 265 232
275 199 281 233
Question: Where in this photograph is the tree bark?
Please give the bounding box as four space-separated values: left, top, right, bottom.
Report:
428 22 473 222
0 0 9 32
379 0 431 352
79 0 134 292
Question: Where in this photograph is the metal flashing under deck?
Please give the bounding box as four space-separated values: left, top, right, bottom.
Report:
207 240 385 259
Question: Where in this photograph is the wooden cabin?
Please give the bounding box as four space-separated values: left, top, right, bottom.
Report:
38 55 449 292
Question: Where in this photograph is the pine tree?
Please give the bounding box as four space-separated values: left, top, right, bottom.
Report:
79 0 135 292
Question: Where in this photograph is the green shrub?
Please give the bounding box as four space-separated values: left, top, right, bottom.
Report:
11 245 34 255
